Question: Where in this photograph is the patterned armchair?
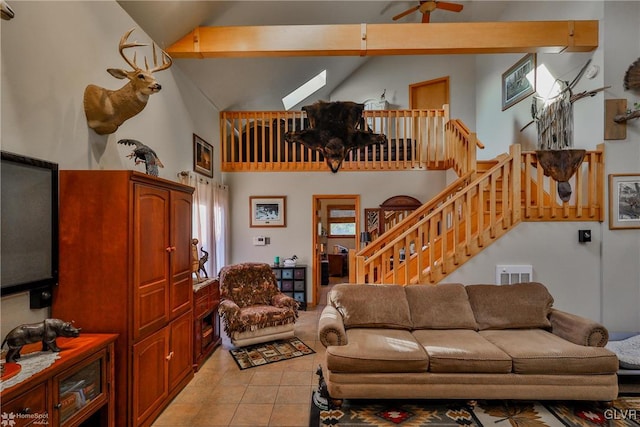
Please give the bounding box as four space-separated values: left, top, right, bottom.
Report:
218 262 299 347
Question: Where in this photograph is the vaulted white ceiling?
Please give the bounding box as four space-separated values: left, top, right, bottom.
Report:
118 1 508 110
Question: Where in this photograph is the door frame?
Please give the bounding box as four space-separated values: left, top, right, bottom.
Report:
311 194 360 306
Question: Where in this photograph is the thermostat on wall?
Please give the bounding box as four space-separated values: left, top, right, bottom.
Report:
253 236 266 246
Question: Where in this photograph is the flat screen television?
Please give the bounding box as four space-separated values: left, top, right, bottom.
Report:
1 151 58 308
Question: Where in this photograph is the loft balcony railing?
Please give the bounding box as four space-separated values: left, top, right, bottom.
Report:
220 106 482 175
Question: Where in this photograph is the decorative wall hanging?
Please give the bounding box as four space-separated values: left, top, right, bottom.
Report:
83 28 172 135
502 54 536 111
250 196 286 227
117 139 164 176
623 57 640 91
1 0 14 20
609 174 640 230
284 101 387 173
193 134 214 177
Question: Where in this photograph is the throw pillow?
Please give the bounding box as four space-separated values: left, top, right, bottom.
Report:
329 284 413 330
466 282 554 330
405 283 477 330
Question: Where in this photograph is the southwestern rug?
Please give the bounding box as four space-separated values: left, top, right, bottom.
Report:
310 390 640 426
229 336 314 370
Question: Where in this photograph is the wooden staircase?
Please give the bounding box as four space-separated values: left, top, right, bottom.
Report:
352 143 605 285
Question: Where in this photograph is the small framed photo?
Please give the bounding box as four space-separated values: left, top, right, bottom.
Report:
502 53 536 111
193 133 213 177
609 174 640 229
250 196 286 227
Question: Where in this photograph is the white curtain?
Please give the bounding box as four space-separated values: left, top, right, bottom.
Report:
179 172 229 279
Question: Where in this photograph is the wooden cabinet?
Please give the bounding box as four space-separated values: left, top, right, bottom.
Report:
0 334 117 427
272 265 307 310
53 171 195 427
193 278 221 371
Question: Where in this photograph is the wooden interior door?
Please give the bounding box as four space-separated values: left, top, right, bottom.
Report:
409 76 450 109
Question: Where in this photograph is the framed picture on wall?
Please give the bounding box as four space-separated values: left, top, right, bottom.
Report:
193 133 213 177
502 53 536 111
609 174 640 229
250 196 286 227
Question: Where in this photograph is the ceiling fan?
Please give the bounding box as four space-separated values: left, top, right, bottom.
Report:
392 1 464 23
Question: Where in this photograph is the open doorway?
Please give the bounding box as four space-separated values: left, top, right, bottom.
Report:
311 194 360 306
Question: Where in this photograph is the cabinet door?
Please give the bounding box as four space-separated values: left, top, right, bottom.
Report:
170 189 193 318
133 184 171 340
132 328 169 426
168 311 193 391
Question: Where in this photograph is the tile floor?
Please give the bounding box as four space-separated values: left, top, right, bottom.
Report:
151 279 339 426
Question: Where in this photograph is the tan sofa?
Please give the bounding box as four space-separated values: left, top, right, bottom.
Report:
318 282 618 404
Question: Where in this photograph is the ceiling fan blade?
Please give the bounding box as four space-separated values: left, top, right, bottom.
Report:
436 1 464 12
422 11 431 23
392 5 420 21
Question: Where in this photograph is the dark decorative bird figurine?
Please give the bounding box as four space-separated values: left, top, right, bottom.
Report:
117 138 164 176
284 101 387 173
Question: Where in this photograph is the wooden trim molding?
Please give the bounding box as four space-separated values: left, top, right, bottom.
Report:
167 21 598 58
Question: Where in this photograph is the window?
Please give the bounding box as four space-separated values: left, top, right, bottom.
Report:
327 204 355 237
282 69 327 110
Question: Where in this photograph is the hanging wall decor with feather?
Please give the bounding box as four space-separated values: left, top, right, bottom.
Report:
623 57 640 91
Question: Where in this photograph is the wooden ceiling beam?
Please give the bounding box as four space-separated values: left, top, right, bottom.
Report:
166 21 598 59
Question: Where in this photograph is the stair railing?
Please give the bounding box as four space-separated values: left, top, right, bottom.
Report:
354 145 522 285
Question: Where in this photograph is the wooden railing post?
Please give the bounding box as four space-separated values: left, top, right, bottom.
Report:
509 144 521 224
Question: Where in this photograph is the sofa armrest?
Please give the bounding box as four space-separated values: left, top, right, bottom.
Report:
549 308 609 347
318 305 347 347
272 293 299 316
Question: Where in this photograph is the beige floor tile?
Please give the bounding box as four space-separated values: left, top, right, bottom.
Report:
269 403 311 426
250 370 284 385
152 402 199 425
209 384 247 403
280 370 313 385
191 404 238 426
229 403 274 426
275 385 313 404
240 385 279 404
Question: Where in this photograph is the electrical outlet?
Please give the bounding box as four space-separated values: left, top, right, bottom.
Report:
578 229 591 243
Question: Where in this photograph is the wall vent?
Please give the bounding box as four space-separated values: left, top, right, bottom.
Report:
496 265 533 285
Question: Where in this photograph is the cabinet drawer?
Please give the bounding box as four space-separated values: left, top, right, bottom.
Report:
281 269 293 279
281 280 294 292
195 295 209 317
3 383 47 426
294 281 305 292
210 283 220 301
294 268 305 280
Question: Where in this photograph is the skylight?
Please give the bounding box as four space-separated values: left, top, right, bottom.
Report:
282 70 326 110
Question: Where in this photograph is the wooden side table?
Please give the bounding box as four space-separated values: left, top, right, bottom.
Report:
193 278 221 371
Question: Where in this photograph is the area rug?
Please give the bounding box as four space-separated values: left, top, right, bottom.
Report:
230 337 315 370
310 391 640 426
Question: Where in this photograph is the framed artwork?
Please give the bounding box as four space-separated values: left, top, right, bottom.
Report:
250 196 286 227
609 174 640 229
502 53 536 111
193 133 213 177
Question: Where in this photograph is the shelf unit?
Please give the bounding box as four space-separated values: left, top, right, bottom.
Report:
272 265 307 310
0 334 117 427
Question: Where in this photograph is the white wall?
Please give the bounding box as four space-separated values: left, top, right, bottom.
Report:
227 170 445 272
1 1 218 338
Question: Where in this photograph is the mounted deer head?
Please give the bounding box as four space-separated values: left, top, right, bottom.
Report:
83 28 172 135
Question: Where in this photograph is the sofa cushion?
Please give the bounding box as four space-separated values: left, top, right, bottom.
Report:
326 328 428 373
406 283 477 330
479 329 619 375
466 283 554 330
329 284 413 330
412 329 512 373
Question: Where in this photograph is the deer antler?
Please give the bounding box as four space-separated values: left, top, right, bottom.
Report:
148 43 172 73
119 28 149 70
119 28 172 73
